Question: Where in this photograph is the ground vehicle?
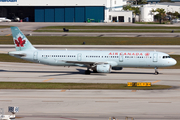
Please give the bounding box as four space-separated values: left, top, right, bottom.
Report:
0 17 11 22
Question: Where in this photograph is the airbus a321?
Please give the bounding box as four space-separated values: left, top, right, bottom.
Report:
9 27 177 75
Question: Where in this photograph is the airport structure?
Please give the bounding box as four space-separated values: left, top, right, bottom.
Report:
147 0 180 4
140 3 180 22
0 0 132 22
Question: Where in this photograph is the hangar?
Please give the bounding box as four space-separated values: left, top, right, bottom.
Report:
0 0 132 22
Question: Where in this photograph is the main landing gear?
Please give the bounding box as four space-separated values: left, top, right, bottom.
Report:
85 68 91 75
93 70 98 73
155 67 159 75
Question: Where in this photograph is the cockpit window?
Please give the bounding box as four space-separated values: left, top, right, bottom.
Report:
162 56 171 59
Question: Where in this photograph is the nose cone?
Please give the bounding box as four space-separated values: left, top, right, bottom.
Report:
170 58 177 66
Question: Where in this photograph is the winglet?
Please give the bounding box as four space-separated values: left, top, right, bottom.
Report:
11 27 36 51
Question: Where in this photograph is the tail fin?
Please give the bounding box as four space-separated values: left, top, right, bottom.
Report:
11 27 36 51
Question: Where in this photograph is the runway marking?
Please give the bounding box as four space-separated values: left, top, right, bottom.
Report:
42 101 63 102
61 90 66 92
43 78 54 82
5 34 11 36
149 102 171 103
168 52 175 54
131 90 136 92
0 100 12 102
152 80 161 84
95 101 118 103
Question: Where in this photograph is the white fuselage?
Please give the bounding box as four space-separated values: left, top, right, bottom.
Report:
10 50 177 68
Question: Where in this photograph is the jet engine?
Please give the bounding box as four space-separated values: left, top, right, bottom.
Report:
112 67 123 70
96 64 111 73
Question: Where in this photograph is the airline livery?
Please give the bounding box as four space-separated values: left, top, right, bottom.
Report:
9 27 177 75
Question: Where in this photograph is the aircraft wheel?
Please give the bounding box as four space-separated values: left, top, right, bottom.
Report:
154 67 159 75
155 71 159 75
85 70 91 75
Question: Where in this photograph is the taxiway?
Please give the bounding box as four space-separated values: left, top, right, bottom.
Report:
0 62 180 86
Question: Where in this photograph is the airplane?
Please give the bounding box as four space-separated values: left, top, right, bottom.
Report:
8 27 177 75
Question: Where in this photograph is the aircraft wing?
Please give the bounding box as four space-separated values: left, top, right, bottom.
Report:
60 60 107 65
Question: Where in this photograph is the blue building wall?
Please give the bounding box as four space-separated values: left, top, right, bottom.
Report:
75 7 85 22
85 6 104 22
35 6 104 22
45 8 55 22
35 7 44 22
65 7 75 22
55 8 64 22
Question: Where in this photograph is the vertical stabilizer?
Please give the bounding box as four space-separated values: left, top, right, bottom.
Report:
11 27 36 51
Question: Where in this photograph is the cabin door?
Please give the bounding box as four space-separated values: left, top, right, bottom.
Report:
153 53 158 62
33 51 38 61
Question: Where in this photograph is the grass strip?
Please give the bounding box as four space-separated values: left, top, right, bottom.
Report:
0 82 172 90
0 54 180 69
41 26 180 29
0 54 31 63
34 30 180 33
0 26 10 29
1 36 180 45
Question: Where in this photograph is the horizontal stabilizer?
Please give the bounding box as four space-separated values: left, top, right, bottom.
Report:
8 52 26 57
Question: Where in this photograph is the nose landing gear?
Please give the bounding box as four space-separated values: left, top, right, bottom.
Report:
155 67 159 75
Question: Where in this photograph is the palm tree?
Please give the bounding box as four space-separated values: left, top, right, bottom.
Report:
152 8 166 24
123 5 132 11
132 7 141 22
123 6 141 22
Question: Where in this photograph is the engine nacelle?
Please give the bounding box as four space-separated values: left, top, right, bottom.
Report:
112 67 123 70
96 64 111 73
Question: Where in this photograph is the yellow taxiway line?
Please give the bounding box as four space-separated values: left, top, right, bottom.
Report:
61 90 66 92
5 34 11 36
43 78 54 82
168 52 175 54
152 80 161 84
131 90 136 92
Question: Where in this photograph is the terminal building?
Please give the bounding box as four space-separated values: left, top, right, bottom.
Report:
0 0 132 22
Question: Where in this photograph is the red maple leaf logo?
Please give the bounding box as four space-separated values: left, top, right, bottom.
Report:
15 37 26 47
145 53 150 56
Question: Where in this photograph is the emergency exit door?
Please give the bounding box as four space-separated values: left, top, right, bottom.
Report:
77 53 82 61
